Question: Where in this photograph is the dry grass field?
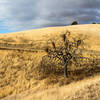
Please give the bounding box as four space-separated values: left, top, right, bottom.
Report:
0 24 100 100
2 74 100 100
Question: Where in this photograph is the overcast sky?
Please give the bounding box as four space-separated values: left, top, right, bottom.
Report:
0 0 100 33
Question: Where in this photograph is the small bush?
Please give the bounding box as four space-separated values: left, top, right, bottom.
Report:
35 55 64 80
92 22 97 24
71 21 78 25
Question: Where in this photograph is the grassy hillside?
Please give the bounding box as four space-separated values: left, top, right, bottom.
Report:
3 74 100 100
0 24 100 99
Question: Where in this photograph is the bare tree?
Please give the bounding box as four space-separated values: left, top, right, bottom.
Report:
36 32 100 81
45 31 85 78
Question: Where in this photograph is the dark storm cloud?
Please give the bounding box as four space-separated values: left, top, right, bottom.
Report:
0 0 100 31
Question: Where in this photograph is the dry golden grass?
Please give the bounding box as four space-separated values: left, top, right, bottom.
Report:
3 74 100 100
0 24 100 100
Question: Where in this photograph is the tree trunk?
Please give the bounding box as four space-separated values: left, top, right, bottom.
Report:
64 63 68 78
